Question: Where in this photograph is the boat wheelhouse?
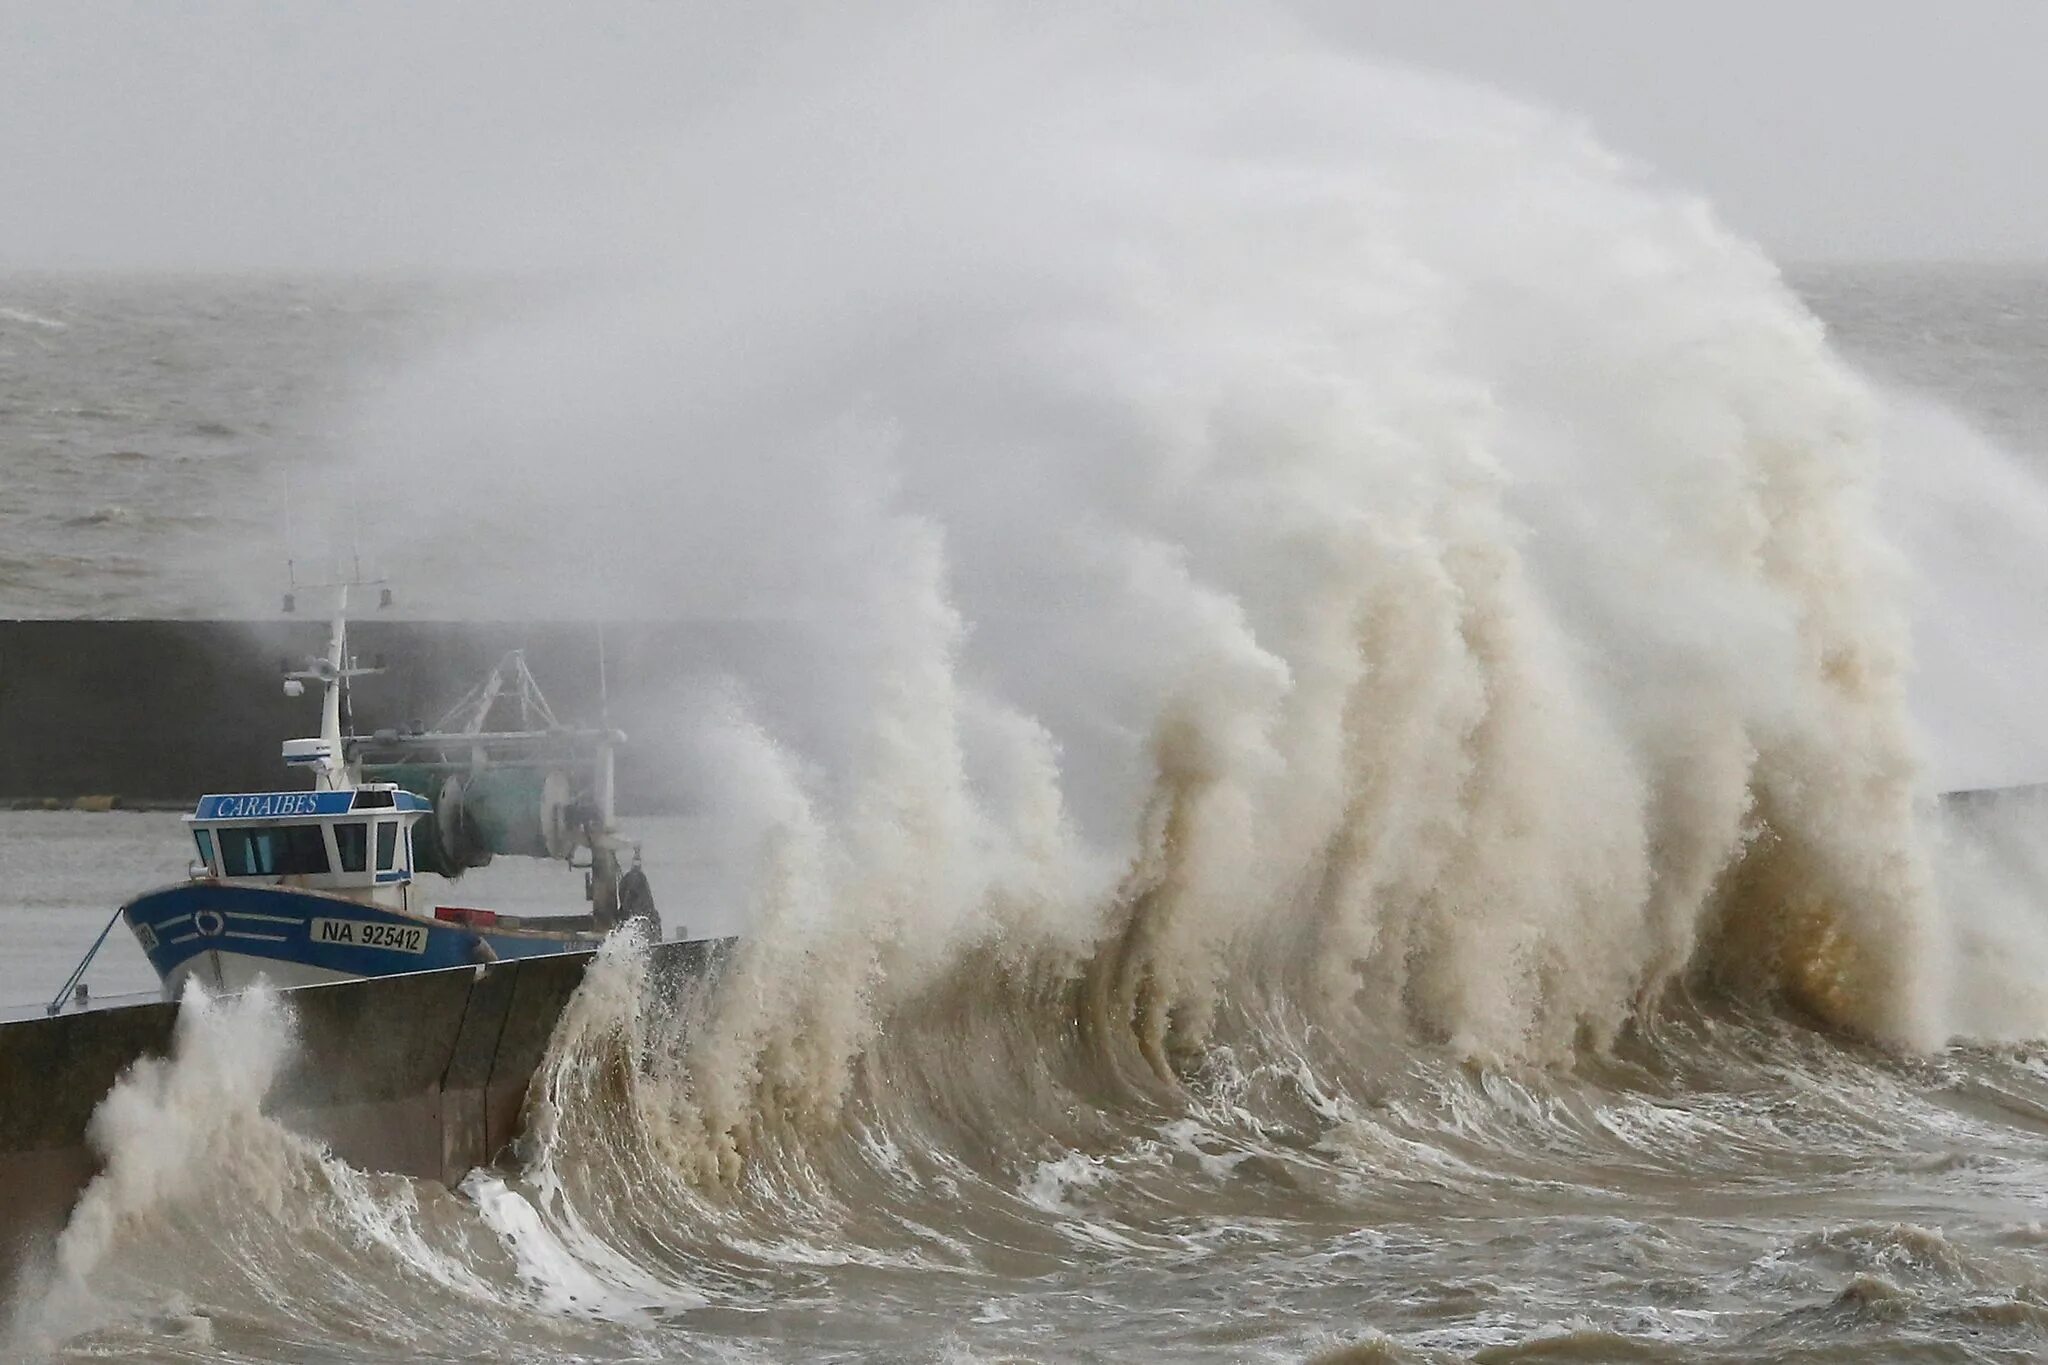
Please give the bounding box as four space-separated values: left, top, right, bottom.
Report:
187 786 429 904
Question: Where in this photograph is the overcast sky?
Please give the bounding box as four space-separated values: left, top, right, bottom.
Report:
2 1 2045 271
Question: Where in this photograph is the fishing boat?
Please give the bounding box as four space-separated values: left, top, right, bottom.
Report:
115 583 659 997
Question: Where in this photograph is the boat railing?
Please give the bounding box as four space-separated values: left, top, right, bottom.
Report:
42 905 126 1016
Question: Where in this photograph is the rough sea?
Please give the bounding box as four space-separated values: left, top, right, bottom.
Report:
8 26 2048 1363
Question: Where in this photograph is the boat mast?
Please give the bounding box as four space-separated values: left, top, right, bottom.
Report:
284 576 382 792
317 585 350 790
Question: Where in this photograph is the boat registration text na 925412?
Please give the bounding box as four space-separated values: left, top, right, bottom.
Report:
312 918 427 954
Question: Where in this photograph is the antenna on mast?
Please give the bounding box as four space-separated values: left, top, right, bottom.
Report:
282 467 298 614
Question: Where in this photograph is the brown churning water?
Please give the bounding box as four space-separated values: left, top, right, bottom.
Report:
10 9 2048 1360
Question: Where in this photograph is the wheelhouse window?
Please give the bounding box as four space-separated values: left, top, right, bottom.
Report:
192 830 216 869
216 823 331 877
375 821 398 872
333 821 368 873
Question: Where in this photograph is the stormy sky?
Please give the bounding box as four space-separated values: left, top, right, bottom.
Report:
1 1 2044 271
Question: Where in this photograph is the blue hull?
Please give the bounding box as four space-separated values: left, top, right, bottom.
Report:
123 882 596 994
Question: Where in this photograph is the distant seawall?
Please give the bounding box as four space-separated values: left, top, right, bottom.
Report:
0 619 808 814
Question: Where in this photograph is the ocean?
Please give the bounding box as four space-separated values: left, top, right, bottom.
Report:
8 33 2048 1363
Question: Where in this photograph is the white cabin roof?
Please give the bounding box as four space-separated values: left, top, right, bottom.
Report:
189 786 429 824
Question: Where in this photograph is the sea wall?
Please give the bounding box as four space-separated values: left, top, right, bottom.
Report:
0 619 810 813
0 937 727 1292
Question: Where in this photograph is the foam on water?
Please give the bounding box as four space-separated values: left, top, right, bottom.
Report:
463 1171 678 1320
0 304 66 330
8 982 308 1347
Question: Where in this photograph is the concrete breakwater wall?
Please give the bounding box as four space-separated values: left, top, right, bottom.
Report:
0 937 727 1292
0 619 812 814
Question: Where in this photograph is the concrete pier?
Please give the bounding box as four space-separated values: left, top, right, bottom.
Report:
0 619 814 814
0 937 727 1292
